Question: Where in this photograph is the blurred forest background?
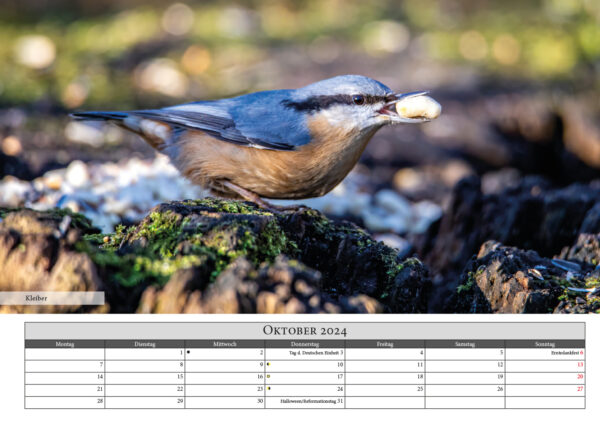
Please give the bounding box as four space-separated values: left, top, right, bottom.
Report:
1 0 600 232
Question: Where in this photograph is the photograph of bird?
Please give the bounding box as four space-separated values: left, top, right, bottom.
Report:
72 75 441 210
2 1 599 316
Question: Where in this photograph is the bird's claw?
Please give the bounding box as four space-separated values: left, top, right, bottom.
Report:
258 202 309 214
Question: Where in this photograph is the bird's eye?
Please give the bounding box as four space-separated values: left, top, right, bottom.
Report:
352 95 365 105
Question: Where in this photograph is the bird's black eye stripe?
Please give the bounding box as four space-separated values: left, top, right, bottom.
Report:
283 94 391 112
360 94 390 105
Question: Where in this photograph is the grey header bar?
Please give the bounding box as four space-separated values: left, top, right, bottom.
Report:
506 340 585 349
266 340 345 349
426 340 504 349
24 322 585 341
345 340 424 349
187 340 264 349
105 340 184 349
25 340 103 349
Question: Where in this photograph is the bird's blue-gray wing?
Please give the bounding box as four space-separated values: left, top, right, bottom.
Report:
73 91 312 151
158 91 312 150
225 90 312 150
135 106 298 151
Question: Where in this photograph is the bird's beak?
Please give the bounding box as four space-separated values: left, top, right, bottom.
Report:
378 91 442 124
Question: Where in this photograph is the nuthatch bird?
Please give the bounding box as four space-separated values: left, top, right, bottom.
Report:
72 75 441 210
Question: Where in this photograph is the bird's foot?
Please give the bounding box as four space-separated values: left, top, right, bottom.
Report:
262 203 309 214
236 194 308 215
220 181 308 214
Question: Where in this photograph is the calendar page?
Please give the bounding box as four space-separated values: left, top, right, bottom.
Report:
22 320 587 410
0 314 597 426
2 1 600 425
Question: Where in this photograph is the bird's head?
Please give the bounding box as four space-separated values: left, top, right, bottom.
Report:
283 75 441 133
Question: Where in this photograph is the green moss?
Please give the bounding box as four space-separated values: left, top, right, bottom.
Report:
555 276 591 304
82 233 107 245
72 208 209 287
584 276 600 288
558 289 570 302
75 240 157 287
134 210 184 258
71 200 303 288
385 257 404 277
200 218 297 280
300 208 332 235
256 220 298 259
545 275 582 289
133 254 209 278
379 257 424 293
76 236 214 288
107 224 128 249
402 257 422 269
181 198 273 215
457 272 477 294
556 286 593 309
83 223 128 251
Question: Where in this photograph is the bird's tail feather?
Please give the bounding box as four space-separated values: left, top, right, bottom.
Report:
70 111 175 151
70 111 129 121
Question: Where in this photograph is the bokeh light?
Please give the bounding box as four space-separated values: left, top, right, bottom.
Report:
492 34 521 65
14 35 56 69
361 21 411 55
162 3 195 36
135 58 189 97
459 30 488 61
181 45 212 75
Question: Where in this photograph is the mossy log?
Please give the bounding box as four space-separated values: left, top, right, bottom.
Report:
0 199 431 313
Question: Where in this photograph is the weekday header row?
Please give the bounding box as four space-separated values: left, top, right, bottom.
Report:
25 339 586 349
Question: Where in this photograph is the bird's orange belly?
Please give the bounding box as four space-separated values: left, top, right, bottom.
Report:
174 124 377 199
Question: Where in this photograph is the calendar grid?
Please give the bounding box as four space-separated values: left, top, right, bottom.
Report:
23 322 586 410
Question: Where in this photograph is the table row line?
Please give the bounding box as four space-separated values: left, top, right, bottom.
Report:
25 371 585 384
24 383 585 397
23 348 584 360
25 372 585 385
24 395 586 409
24 359 585 373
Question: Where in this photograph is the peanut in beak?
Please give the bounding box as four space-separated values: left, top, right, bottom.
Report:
394 93 442 121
